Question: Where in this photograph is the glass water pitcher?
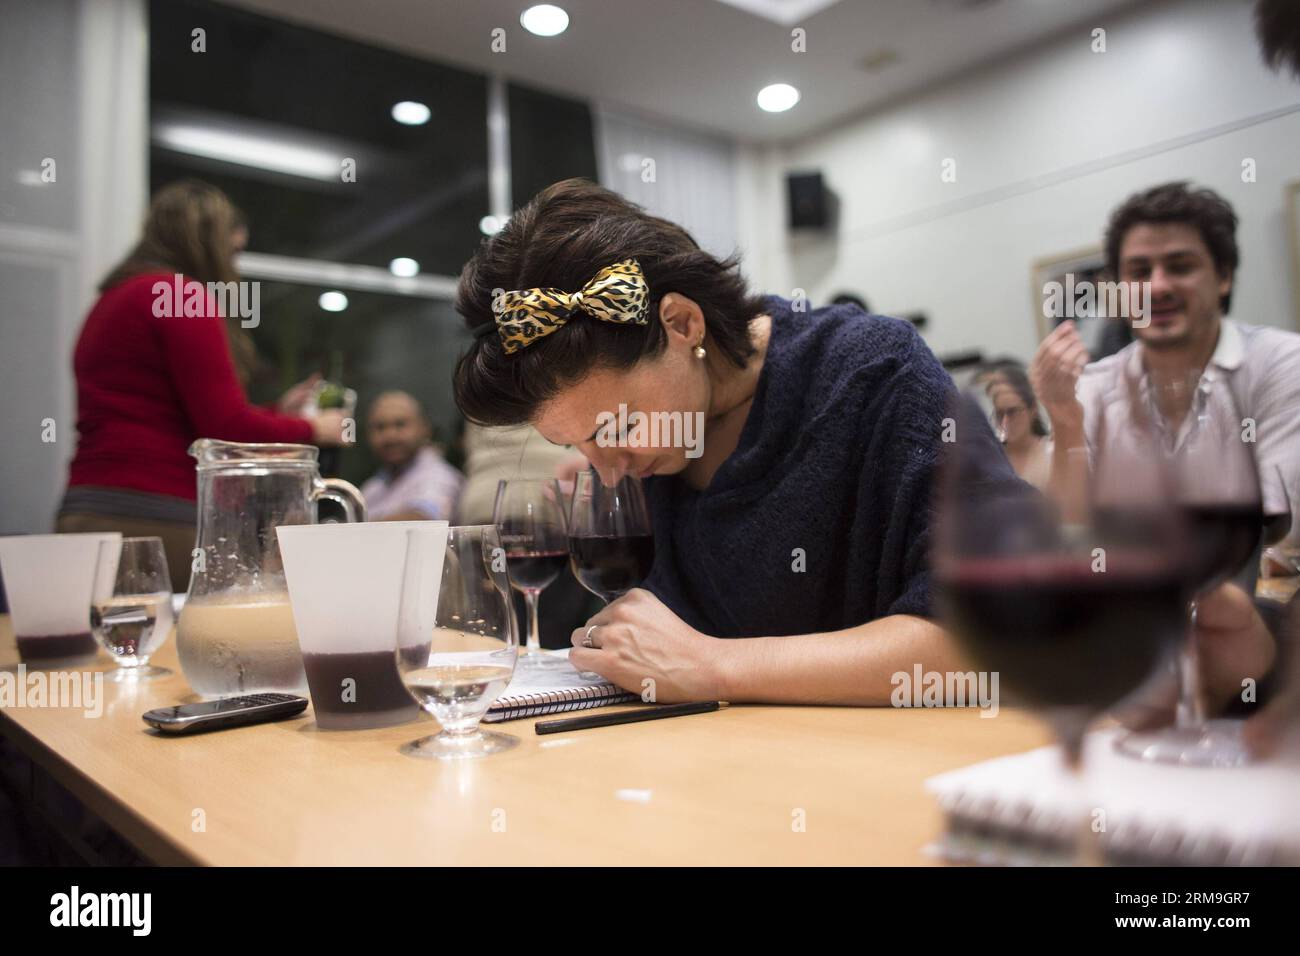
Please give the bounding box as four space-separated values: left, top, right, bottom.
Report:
177 439 366 697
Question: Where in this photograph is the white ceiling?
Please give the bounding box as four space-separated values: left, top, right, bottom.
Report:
221 0 1149 143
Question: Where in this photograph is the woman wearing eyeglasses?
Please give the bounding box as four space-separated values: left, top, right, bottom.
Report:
452 179 1025 706
986 366 1054 491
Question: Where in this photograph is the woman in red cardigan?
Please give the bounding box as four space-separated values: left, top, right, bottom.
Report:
56 180 344 590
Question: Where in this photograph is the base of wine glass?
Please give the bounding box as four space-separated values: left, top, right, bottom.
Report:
106 663 172 681
1113 718 1251 767
515 647 567 670
401 729 518 760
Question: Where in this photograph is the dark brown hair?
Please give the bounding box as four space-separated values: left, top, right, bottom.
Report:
100 179 243 291
993 366 1048 438
453 179 767 426
100 179 257 383
1257 0 1300 79
1103 181 1239 313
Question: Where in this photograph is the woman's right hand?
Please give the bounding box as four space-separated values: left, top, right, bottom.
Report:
310 409 348 446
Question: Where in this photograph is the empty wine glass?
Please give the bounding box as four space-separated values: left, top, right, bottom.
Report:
90 536 174 680
397 525 519 760
568 468 655 604
493 478 568 670
1115 371 1266 767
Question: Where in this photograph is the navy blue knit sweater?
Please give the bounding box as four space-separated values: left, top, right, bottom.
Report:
643 297 1013 638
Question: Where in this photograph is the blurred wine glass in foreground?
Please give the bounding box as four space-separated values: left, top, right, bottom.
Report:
1115 372 1268 767
935 392 1185 858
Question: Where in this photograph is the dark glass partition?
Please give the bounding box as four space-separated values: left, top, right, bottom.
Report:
149 0 488 273
146 0 598 490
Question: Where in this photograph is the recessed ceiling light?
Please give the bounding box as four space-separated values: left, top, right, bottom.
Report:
389 257 420 277
521 4 569 37
757 83 800 113
391 101 431 125
319 291 348 312
479 215 504 236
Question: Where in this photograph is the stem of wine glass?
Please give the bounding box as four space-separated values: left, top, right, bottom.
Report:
1052 710 1086 773
439 725 481 741
1049 710 1103 865
1174 598 1206 730
524 589 541 656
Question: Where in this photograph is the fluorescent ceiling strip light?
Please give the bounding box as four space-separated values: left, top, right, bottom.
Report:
238 252 458 299
153 124 341 182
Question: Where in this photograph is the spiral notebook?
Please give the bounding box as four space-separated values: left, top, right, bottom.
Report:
483 650 639 722
924 728 1300 866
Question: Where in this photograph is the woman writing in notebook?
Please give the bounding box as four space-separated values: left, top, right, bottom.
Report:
454 179 1285 741
452 179 1023 706
452 180 1284 717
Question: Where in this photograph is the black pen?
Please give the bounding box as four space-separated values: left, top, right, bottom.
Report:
534 701 722 735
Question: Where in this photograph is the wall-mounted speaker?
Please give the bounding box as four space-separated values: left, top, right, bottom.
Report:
787 171 830 230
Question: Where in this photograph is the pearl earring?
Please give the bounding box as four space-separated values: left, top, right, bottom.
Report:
693 341 707 359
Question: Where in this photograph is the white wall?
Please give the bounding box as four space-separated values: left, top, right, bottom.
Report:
0 0 147 535
737 0 1300 361
595 105 740 261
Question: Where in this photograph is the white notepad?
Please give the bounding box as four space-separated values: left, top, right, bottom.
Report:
483 649 638 722
925 728 1300 865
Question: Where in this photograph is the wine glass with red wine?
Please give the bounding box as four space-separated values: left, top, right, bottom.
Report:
493 478 569 670
1114 372 1266 767
934 392 1186 859
568 469 655 605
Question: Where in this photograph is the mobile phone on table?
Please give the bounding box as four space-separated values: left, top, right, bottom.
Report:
142 694 308 734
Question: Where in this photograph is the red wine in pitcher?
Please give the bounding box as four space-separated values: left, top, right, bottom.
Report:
301 649 419 730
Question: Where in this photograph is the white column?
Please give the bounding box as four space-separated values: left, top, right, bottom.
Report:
78 0 148 314
0 0 147 534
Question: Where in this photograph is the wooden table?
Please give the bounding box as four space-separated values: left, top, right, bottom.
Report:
0 614 1050 865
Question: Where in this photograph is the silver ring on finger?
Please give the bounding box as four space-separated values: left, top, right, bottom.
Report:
583 624 600 649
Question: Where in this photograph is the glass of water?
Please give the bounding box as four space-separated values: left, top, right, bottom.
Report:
397 525 519 760
90 536 174 680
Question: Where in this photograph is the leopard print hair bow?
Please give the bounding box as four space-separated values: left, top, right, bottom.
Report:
487 258 651 354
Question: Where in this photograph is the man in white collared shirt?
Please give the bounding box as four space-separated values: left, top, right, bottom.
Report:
1077 317 1300 524
1031 182 1299 737
1033 182 1300 537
